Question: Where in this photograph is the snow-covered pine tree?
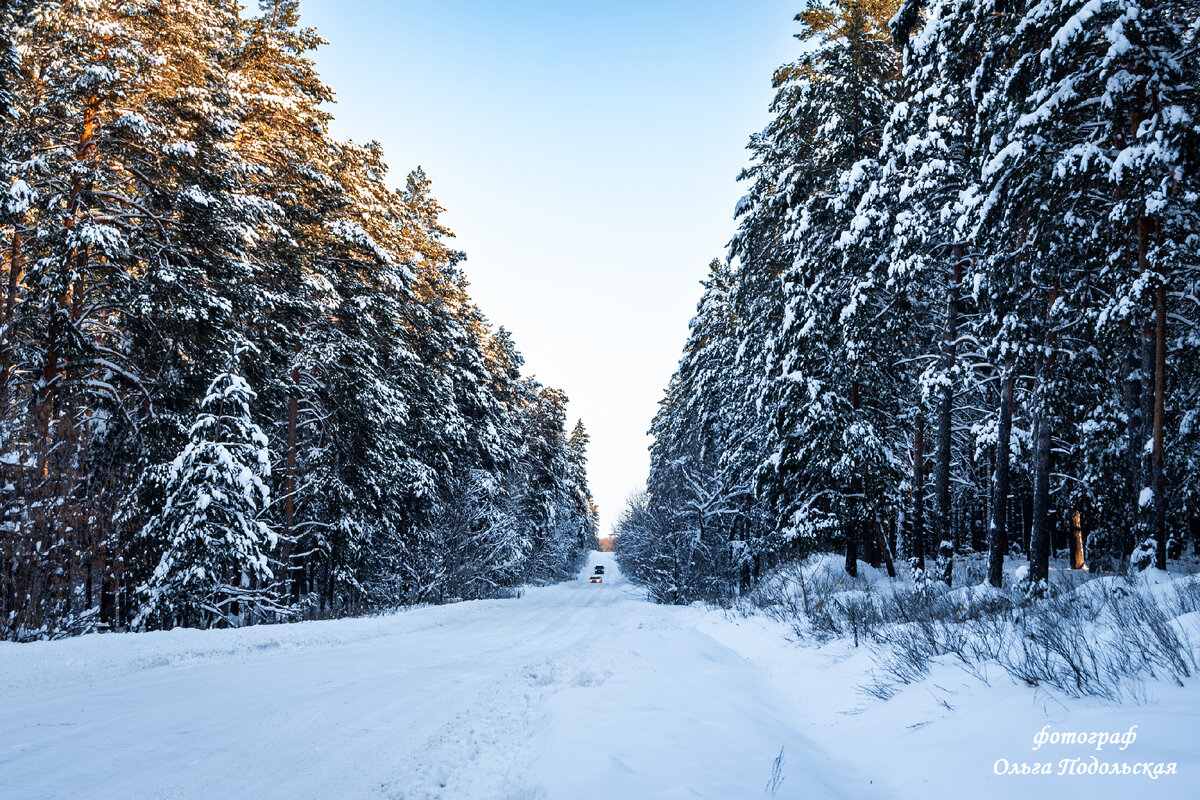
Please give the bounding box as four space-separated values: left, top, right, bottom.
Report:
0 0 272 635
3 0 154 635
295 144 429 612
1080 0 1200 569
428 469 526 601
0 0 24 426
880 0 1014 582
136 348 279 629
0 0 33 640
230 0 340 600
116 0 279 628
972 0 1199 580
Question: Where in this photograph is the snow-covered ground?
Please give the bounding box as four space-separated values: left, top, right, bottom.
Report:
1 552 1196 799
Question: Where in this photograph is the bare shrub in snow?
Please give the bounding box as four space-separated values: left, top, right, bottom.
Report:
751 553 1200 703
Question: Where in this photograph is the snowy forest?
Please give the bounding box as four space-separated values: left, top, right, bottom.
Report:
618 0 1200 603
4 2 1200 796
0 0 598 641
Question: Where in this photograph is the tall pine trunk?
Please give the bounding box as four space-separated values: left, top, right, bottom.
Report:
844 524 859 578
0 228 22 414
283 369 298 600
1124 344 1143 565
1129 87 1165 566
38 94 99 466
873 518 896 578
1068 507 1084 570
933 247 962 582
912 411 925 570
1139 314 1155 540
845 377 861 578
1029 281 1059 586
1152 279 1167 568
987 375 1013 587
1029 412 1052 584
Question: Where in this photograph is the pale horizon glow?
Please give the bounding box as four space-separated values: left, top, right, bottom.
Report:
299 0 798 535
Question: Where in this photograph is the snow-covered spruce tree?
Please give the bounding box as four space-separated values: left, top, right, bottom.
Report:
424 328 597 599
136 350 279 629
421 325 536 598
511 380 587 584
719 266 783 585
643 259 748 601
118 0 284 631
763 0 903 577
301 148 431 613
394 167 536 601
567 419 601 549
721 76 807 585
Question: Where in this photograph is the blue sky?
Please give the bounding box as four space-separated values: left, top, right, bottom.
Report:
298 0 799 534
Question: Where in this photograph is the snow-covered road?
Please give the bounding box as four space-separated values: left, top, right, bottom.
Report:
4 553 1198 799
0 552 872 800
